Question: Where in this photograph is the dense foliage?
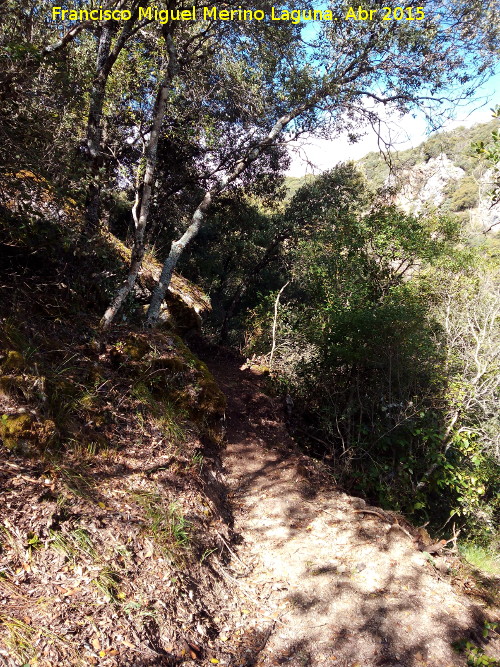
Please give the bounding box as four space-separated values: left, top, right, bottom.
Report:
241 165 499 541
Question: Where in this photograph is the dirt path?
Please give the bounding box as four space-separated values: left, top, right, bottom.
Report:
203 350 499 667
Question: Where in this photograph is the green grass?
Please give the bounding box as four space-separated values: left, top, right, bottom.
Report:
0 615 74 665
51 463 95 498
131 490 191 557
461 544 500 575
49 528 125 603
131 382 186 442
92 567 120 602
0 616 41 664
49 527 97 562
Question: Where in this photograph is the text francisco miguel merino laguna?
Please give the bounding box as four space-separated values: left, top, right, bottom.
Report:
52 5 418 24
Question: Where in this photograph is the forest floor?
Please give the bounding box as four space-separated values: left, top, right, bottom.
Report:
202 347 500 667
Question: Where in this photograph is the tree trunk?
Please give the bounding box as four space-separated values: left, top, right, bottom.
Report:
145 103 308 327
100 30 178 329
269 281 290 370
84 22 114 232
145 191 212 326
83 4 142 232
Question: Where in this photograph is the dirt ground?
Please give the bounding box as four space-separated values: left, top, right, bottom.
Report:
1 344 499 667
204 349 500 667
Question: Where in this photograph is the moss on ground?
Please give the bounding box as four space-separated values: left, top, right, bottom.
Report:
0 413 33 451
1 350 26 372
0 413 55 454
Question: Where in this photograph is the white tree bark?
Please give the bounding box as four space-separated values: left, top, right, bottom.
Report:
84 22 114 230
101 30 178 329
84 4 143 231
269 281 290 370
145 103 309 326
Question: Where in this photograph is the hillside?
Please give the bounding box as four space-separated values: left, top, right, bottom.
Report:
287 120 500 232
1 168 499 667
358 119 500 231
2 6 500 665
0 173 237 665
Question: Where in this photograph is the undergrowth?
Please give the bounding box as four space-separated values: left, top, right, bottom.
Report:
131 490 191 560
461 544 500 576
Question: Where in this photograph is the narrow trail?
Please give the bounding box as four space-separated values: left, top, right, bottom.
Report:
203 349 499 667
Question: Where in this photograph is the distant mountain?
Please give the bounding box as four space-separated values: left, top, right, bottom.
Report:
286 120 500 233
358 119 500 232
284 175 316 199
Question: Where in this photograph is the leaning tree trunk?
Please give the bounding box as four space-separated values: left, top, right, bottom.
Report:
145 191 213 325
100 30 178 329
145 103 309 327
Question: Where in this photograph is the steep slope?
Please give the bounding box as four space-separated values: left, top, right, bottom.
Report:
1 170 499 667
0 173 236 666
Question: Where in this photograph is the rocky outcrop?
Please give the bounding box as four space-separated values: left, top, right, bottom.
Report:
474 168 500 233
388 153 465 213
384 152 500 233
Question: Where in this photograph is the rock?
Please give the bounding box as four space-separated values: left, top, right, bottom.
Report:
388 153 466 213
434 557 451 574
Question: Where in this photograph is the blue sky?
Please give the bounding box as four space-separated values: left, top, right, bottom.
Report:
287 66 500 177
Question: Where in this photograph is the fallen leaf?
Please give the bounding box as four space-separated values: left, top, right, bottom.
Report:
188 640 203 659
99 650 106 657
91 637 100 651
210 660 219 664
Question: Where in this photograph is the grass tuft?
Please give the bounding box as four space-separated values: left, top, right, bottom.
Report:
49 527 97 562
131 490 191 557
92 567 120 602
0 615 75 665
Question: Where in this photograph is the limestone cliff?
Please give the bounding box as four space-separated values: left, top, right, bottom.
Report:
358 119 500 234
